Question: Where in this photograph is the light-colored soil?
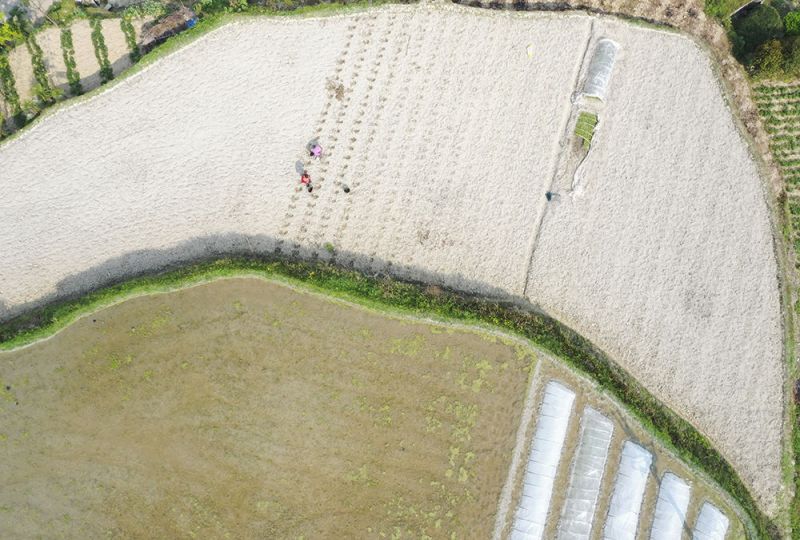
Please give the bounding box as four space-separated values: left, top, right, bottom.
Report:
70 19 102 92
523 17 784 517
6 43 35 103
0 278 534 538
35 27 70 93
0 3 784 514
101 19 132 76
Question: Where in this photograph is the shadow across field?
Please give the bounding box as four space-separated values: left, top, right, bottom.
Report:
0 232 513 326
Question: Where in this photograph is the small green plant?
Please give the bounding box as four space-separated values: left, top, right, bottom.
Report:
60 28 82 95
323 242 335 255
89 17 113 83
21 98 40 118
574 111 598 150
120 16 140 63
785 10 800 36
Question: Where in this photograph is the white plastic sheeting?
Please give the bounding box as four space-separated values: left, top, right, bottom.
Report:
692 502 729 540
557 407 615 540
511 381 576 540
582 39 619 102
602 441 653 540
649 473 691 540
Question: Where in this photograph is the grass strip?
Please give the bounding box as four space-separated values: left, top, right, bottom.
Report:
120 17 140 63
25 34 56 105
0 52 23 126
89 18 113 83
0 255 779 539
60 28 83 96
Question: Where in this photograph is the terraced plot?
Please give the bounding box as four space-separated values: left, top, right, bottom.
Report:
0 16 149 133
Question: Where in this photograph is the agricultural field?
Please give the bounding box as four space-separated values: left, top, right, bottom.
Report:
755 83 800 257
0 277 745 538
0 1 785 524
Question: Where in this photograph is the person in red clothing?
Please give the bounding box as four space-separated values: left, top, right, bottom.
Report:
300 171 312 192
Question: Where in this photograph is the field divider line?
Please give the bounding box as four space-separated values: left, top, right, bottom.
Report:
521 19 595 298
492 355 543 540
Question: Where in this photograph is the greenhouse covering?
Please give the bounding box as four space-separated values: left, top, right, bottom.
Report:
602 441 652 540
582 39 619 102
510 381 576 540
557 407 615 540
649 473 691 540
691 502 729 540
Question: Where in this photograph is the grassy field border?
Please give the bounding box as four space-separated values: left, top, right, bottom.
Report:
0 255 779 539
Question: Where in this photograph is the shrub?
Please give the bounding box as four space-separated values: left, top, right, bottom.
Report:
786 10 800 36
734 4 784 56
47 0 79 26
0 22 24 51
60 27 82 95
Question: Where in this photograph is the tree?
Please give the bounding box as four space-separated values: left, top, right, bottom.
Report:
785 36 800 76
752 39 785 77
786 11 800 36
734 4 784 55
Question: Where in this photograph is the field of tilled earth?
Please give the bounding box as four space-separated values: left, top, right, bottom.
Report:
0 2 785 517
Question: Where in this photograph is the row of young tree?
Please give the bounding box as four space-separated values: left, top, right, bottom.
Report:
731 0 800 78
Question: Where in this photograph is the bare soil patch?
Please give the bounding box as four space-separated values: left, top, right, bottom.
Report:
35 27 70 93
70 19 102 92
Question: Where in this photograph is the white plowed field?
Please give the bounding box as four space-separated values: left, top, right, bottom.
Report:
0 3 783 513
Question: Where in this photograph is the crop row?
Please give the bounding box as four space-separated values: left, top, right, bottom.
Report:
758 83 800 274
754 85 800 98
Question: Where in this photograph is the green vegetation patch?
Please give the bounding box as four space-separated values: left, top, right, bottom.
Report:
0 256 780 539
574 111 598 150
705 0 750 18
